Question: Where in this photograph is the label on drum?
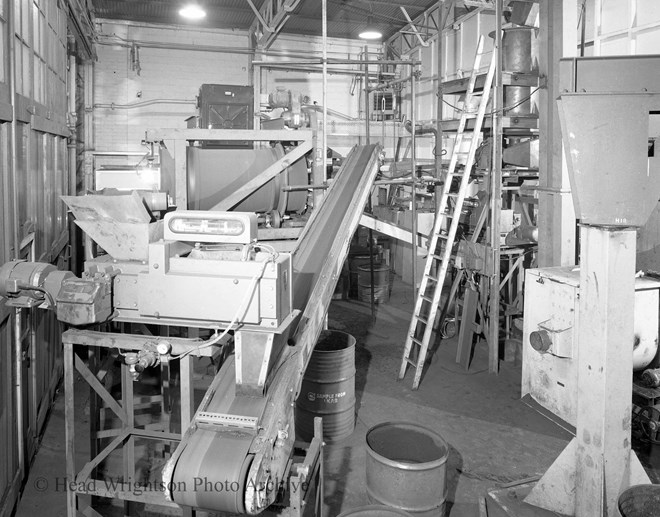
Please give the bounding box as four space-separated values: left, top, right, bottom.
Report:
306 391 347 403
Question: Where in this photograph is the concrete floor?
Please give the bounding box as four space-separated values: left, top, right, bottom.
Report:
15 275 572 517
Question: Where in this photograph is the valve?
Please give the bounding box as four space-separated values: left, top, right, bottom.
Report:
124 345 160 381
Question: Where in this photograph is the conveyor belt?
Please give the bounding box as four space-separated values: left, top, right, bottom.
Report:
165 145 383 515
167 356 266 514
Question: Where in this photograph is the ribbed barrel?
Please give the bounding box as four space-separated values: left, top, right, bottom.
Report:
366 422 449 516
618 485 660 517
358 265 391 303
337 506 413 517
295 330 356 443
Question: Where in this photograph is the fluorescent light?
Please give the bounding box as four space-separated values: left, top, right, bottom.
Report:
179 4 206 20
359 29 382 40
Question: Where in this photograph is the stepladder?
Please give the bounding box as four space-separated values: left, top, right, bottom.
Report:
398 36 497 389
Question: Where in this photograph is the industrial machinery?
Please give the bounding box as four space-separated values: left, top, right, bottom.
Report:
514 55 660 516
522 267 660 427
0 126 381 515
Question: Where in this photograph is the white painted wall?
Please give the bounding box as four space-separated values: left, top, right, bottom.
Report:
587 0 660 55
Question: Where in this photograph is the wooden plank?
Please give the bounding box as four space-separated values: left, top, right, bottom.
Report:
359 214 428 250
456 285 480 369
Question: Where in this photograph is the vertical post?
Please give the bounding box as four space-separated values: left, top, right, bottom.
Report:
64 342 77 517
180 355 195 433
121 360 135 517
173 139 188 209
575 225 637 516
436 1 450 184
538 0 577 267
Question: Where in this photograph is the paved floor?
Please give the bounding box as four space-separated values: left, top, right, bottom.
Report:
16 276 572 517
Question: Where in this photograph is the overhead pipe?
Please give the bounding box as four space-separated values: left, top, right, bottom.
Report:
93 99 196 110
404 119 437 136
67 41 79 273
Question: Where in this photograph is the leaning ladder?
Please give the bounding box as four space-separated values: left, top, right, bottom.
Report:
398 36 497 389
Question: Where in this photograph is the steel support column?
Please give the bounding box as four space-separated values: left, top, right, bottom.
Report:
537 0 577 267
575 225 642 515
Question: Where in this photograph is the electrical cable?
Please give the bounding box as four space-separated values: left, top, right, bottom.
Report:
169 246 278 361
442 87 541 117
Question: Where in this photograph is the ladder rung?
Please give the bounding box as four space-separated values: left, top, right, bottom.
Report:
438 234 448 240
420 294 434 303
416 315 428 325
406 357 418 367
447 193 460 198
410 337 424 347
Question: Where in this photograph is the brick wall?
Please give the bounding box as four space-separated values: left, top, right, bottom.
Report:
93 23 381 159
93 22 250 153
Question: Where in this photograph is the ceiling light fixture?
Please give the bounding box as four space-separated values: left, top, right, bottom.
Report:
359 15 382 40
179 4 206 20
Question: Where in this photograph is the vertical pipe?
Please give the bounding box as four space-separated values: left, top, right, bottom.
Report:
410 66 417 297
8 0 19 260
435 1 446 184
322 0 328 186
362 46 376 320
67 48 78 273
363 46 370 144
9 0 25 485
14 308 24 478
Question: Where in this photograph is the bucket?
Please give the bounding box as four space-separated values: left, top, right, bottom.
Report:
337 505 413 517
617 485 660 517
502 27 538 73
295 330 356 443
366 422 449 516
358 265 391 303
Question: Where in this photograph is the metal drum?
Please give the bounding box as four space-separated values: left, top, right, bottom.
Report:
337 505 413 517
358 265 391 303
502 27 538 73
366 422 449 516
186 144 307 213
617 485 660 517
295 330 356 443
349 255 378 298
